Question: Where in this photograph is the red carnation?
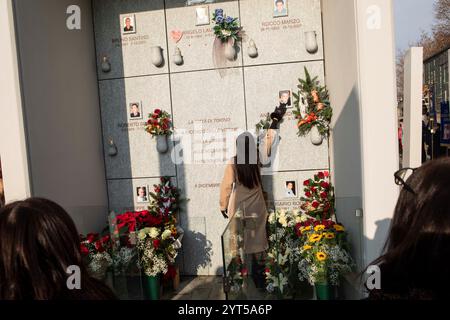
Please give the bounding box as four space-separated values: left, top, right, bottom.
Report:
95 241 105 253
305 191 312 197
320 192 328 199
318 172 325 179
80 244 89 256
86 233 98 243
154 109 161 115
312 201 320 208
311 187 316 192
324 171 330 177
303 180 310 186
320 181 330 189
101 234 110 244
153 239 161 249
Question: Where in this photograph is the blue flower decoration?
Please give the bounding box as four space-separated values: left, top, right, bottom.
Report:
215 15 224 23
215 8 224 16
225 16 234 24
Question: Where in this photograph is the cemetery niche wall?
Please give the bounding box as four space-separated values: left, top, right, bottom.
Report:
93 0 328 276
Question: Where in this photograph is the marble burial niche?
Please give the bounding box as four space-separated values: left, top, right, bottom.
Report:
93 0 328 275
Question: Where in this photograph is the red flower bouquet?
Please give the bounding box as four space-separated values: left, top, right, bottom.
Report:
145 108 172 136
301 171 335 220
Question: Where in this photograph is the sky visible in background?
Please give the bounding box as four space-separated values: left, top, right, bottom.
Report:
394 0 436 53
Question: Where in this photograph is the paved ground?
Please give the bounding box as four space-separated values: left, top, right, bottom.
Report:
162 276 226 300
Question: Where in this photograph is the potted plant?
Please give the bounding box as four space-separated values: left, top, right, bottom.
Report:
145 109 172 153
295 219 353 300
293 67 332 145
80 232 113 283
265 209 308 298
136 224 179 300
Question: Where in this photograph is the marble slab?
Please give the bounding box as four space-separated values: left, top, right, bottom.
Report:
107 177 173 213
239 0 324 66
165 0 242 72
244 61 329 171
99 75 176 179
262 169 330 212
171 68 246 275
93 0 168 79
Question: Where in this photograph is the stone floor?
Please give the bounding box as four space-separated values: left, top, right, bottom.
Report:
162 276 226 300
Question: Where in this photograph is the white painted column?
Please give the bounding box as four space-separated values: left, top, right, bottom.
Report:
355 0 399 267
402 47 424 168
0 0 31 202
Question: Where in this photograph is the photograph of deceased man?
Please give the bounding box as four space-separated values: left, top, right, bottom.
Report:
123 15 136 34
129 102 142 120
279 90 292 107
273 0 288 17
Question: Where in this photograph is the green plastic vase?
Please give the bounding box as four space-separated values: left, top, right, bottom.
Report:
142 274 161 300
315 282 333 300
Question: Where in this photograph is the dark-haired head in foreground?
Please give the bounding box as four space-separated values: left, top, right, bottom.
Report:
367 158 450 299
0 198 117 299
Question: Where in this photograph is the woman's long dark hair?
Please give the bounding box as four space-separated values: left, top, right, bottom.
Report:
368 158 450 298
0 198 116 300
234 132 262 189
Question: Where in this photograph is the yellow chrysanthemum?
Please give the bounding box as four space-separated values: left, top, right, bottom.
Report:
314 224 326 232
303 245 312 251
334 224 345 232
304 226 312 231
316 252 327 261
309 234 322 243
325 233 335 239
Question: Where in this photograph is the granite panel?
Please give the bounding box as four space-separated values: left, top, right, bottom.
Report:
244 61 329 171
93 0 168 79
165 0 242 72
99 75 176 179
239 0 324 66
107 177 167 213
262 170 329 212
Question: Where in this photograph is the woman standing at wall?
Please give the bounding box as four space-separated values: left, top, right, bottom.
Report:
219 132 268 288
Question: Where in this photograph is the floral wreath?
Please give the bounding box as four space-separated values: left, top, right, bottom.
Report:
293 67 332 138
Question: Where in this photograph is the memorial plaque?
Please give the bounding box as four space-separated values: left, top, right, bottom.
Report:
171 68 246 274
240 0 323 66
244 61 329 171
262 170 329 212
107 177 176 213
93 0 168 79
99 75 176 179
165 0 241 72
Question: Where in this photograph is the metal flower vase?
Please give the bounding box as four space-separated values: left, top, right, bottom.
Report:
314 282 334 300
310 126 323 145
156 135 169 154
224 38 236 61
142 274 161 300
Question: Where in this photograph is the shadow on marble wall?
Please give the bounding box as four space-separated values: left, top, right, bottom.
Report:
332 86 392 299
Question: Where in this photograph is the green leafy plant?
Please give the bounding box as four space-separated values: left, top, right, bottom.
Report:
293 67 332 138
255 112 272 134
